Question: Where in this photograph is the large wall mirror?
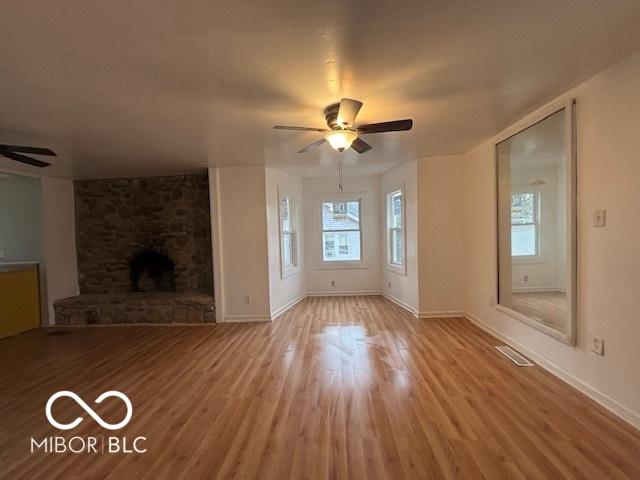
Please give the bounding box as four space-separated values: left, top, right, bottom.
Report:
496 101 576 345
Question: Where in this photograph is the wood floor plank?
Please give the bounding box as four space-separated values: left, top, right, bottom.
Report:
0 296 639 479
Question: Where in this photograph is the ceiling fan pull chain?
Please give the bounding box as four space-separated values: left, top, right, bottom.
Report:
338 160 343 192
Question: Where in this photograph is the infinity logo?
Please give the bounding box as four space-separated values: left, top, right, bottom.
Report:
45 391 133 431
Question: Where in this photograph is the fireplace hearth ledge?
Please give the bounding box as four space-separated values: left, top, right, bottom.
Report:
54 291 215 325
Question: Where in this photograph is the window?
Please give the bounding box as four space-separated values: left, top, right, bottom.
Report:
511 192 539 257
321 200 362 262
386 188 406 273
279 189 299 277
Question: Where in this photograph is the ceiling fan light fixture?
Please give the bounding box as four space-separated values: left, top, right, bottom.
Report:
324 129 358 152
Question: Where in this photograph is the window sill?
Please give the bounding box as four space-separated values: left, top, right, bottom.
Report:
512 257 545 265
281 267 300 279
315 262 369 271
386 264 407 276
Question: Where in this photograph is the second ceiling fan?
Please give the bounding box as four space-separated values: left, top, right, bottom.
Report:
274 98 413 154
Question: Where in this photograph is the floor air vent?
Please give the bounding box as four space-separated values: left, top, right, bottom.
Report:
494 346 534 367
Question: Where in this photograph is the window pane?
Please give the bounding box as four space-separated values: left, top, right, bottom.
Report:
387 190 404 268
390 192 402 228
391 229 403 265
282 232 293 267
511 193 535 224
281 197 291 232
322 231 361 262
511 224 536 256
322 201 360 231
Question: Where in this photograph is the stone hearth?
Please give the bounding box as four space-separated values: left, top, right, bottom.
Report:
54 292 215 325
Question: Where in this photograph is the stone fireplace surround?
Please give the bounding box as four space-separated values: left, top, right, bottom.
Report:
54 174 215 325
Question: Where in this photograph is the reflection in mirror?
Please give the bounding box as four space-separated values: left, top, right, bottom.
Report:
497 107 575 342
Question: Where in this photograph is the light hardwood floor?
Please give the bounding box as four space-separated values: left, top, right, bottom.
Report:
512 291 568 331
1 296 639 479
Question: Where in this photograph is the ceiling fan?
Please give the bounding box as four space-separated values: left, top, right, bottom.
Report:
0 143 56 167
273 98 413 154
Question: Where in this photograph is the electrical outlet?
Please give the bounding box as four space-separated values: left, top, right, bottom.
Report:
0 248 5 259
593 209 606 227
592 336 605 355
388 281 391 289
489 296 496 307
524 274 529 282
244 296 251 305
330 280 335 287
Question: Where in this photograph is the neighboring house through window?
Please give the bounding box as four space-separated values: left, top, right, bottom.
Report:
321 200 362 262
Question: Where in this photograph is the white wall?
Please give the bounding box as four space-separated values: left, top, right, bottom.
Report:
417 156 465 317
209 167 271 322
41 176 79 324
380 161 419 313
462 50 640 428
303 176 381 295
265 168 306 318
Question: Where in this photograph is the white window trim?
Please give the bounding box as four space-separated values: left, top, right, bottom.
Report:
314 192 366 270
278 187 300 279
385 183 407 276
510 188 542 263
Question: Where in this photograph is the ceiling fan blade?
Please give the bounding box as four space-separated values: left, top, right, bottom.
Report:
351 138 372 154
298 138 326 153
337 98 363 127
273 125 327 132
0 150 51 167
357 119 413 134
0 144 56 156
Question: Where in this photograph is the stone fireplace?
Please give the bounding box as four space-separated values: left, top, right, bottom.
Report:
54 174 215 324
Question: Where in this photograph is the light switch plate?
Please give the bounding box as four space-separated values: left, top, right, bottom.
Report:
593 209 606 227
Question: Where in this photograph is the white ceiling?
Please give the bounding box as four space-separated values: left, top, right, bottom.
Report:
1 0 639 179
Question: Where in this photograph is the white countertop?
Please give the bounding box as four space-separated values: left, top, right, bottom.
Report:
0 262 39 272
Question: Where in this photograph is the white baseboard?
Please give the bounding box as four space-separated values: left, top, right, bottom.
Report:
512 286 565 293
418 311 465 319
270 293 306 320
381 294 464 320
306 290 381 297
381 292 417 316
224 314 271 323
465 311 640 431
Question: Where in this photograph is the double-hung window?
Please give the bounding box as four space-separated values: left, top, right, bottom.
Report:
511 191 539 258
321 200 362 263
279 189 299 277
386 188 406 274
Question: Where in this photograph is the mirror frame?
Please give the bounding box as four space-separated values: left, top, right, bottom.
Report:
494 99 577 346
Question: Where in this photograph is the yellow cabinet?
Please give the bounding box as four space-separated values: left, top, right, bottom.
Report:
0 264 41 338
